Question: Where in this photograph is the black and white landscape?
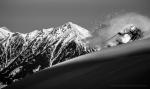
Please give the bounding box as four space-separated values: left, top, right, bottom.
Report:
0 20 150 89
0 0 150 89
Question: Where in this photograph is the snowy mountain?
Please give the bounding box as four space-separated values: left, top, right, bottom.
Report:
0 22 98 87
0 21 145 88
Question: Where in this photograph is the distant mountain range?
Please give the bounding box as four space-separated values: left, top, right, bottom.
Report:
0 22 99 87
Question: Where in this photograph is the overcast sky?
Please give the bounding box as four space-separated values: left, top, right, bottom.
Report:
0 0 150 33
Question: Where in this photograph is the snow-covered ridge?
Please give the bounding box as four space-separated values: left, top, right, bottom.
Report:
0 22 97 87
0 27 13 41
0 22 91 41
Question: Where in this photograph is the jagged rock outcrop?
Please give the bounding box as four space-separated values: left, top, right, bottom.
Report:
0 22 99 87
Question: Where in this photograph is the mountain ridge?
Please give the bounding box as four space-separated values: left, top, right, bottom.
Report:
0 22 98 87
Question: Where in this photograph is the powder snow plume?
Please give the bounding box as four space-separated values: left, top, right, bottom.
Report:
88 12 150 48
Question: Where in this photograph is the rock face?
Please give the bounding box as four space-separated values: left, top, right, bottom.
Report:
0 22 98 87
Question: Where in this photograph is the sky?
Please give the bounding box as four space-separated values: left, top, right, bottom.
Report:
0 0 150 33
